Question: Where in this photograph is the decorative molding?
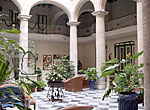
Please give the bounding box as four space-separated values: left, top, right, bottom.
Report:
92 10 109 17
18 14 32 21
132 0 142 3
67 21 80 26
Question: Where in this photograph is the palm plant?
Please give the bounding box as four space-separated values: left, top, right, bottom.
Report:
0 14 38 109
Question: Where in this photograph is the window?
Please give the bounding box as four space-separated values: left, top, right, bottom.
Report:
36 14 47 34
36 14 47 24
9 10 19 24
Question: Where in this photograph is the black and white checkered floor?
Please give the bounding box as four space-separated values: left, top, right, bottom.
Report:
31 88 144 110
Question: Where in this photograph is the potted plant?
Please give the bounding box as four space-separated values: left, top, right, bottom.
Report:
37 80 47 91
30 82 37 92
79 67 97 90
46 64 64 83
100 51 144 110
56 56 75 80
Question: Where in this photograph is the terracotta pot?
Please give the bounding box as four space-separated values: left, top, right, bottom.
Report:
31 88 35 92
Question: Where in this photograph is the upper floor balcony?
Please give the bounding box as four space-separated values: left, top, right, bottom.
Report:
0 13 137 37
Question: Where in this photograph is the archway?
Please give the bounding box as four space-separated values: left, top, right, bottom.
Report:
29 3 70 80
0 0 21 79
73 0 95 21
29 0 70 20
76 1 95 71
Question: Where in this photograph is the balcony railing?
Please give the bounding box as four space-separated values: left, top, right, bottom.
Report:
0 13 137 37
105 13 137 31
28 23 70 36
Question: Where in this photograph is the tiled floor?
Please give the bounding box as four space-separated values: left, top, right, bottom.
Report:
31 88 144 110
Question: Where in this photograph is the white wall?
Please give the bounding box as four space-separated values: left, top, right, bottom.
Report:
34 40 69 81
78 41 96 70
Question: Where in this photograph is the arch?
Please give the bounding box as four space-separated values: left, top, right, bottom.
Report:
29 0 71 20
51 11 66 24
99 0 107 10
78 9 94 17
73 0 95 21
10 0 22 13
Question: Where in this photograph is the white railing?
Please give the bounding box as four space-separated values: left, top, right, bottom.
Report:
0 13 137 37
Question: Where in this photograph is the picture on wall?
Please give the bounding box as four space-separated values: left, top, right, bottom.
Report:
53 54 62 64
43 55 52 70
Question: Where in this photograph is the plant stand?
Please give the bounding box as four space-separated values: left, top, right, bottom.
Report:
47 81 64 102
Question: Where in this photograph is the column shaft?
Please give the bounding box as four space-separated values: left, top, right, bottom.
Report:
92 10 108 89
137 1 144 65
96 15 106 89
18 15 31 74
67 22 80 76
142 0 150 110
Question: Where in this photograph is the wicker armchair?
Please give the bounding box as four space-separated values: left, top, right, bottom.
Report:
64 76 85 92
82 78 89 88
0 83 36 110
61 106 93 110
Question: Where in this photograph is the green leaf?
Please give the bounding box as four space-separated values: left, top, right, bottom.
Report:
114 74 122 83
102 87 113 100
100 68 115 78
103 58 118 64
0 53 4 60
139 63 144 68
0 29 21 34
0 29 7 32
139 73 144 78
6 29 21 34
25 77 41 88
101 65 110 72
7 39 17 44
78 70 84 73
18 46 25 54
20 81 31 95
131 51 143 60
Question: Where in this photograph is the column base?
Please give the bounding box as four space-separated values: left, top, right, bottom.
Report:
95 83 106 90
95 77 106 90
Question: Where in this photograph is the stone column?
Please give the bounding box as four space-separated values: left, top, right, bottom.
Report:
133 0 144 85
67 21 80 76
18 14 32 74
142 0 150 109
92 10 108 89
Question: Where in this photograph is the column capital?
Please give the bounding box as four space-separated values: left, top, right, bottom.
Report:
18 14 32 21
132 0 142 3
67 21 80 26
92 10 109 17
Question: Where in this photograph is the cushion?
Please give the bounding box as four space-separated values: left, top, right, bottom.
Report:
2 102 23 108
0 86 24 104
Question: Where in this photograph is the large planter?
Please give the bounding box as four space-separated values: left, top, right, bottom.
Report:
118 93 138 110
89 80 96 90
